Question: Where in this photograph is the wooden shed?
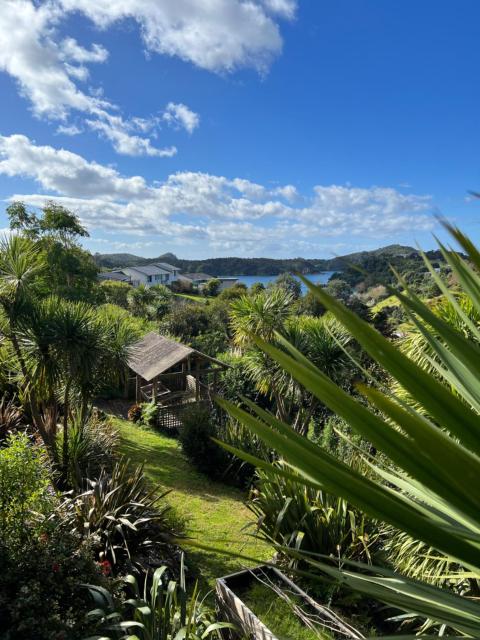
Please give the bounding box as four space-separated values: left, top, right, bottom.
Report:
127 332 228 428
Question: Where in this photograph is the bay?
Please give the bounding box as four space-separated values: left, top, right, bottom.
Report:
232 272 336 294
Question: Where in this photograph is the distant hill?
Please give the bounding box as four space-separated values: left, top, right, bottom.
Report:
93 244 423 275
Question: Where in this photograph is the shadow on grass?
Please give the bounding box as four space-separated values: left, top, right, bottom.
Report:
119 427 247 501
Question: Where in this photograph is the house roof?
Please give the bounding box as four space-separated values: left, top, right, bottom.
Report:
126 265 170 276
182 273 212 281
98 270 131 282
128 332 194 381
154 262 179 272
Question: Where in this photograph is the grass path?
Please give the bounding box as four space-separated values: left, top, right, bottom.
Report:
116 418 271 588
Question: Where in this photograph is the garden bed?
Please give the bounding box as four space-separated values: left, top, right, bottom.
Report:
216 565 364 640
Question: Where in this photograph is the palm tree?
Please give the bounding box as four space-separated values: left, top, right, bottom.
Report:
230 289 355 435
0 236 137 478
0 235 52 446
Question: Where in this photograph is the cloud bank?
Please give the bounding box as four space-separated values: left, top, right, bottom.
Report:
0 133 434 256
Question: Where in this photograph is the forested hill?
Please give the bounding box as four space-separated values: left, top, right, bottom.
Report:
94 244 428 275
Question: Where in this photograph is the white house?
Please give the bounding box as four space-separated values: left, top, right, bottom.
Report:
153 262 181 281
121 265 173 288
99 262 181 288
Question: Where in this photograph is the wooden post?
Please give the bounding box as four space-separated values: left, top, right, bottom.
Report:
136 375 141 402
195 358 200 402
153 377 157 402
181 361 186 390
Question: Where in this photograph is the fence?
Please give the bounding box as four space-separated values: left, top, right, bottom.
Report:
155 399 209 431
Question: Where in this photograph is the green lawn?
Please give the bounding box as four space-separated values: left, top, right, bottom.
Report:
116 419 271 588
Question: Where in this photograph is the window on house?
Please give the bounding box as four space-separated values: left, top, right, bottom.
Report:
147 275 152 282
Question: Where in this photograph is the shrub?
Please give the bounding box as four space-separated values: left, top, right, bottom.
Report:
140 401 159 427
72 458 180 570
85 554 232 640
218 284 248 301
100 280 131 308
0 432 55 550
178 406 228 478
58 410 119 488
0 396 24 442
0 433 107 640
128 403 142 422
249 464 377 567
202 277 221 297
0 517 106 640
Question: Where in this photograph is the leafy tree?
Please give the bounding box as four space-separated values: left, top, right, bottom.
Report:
6 201 98 301
159 299 229 352
295 290 325 317
203 277 221 297
323 278 353 302
269 272 302 300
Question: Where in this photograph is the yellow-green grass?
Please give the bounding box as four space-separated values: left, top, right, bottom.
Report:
116 419 271 588
370 294 402 314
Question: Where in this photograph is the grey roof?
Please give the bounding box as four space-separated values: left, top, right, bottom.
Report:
154 262 180 272
126 265 170 276
128 332 194 381
98 270 131 282
182 273 212 281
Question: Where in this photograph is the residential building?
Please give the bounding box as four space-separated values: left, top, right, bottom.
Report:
99 262 181 288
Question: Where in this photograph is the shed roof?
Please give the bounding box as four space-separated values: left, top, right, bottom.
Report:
128 332 194 381
182 273 212 281
98 270 131 282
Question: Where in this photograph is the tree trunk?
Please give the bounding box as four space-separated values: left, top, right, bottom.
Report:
10 331 54 452
61 380 72 487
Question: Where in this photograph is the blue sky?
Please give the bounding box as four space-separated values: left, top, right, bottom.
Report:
0 0 479 259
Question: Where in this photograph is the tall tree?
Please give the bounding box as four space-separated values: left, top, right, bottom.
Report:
6 201 98 301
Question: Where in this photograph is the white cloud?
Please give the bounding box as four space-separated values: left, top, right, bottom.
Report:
0 0 295 156
261 0 297 19
56 124 82 136
0 134 435 256
86 116 177 158
60 37 108 64
58 0 295 73
163 103 200 134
